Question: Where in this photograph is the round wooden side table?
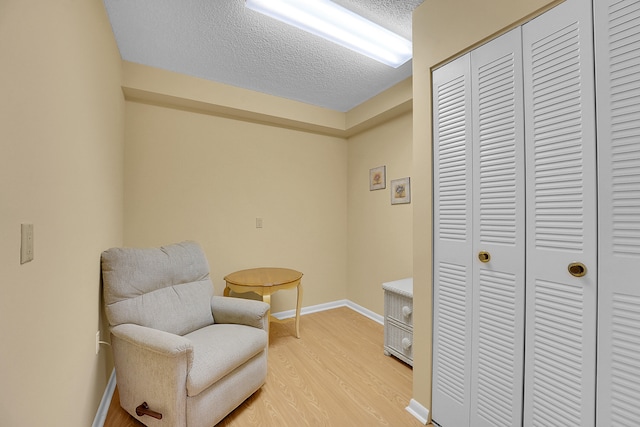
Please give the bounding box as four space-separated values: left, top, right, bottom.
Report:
223 267 303 338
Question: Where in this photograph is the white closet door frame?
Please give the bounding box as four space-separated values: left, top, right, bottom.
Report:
594 0 640 426
522 0 598 425
432 54 473 427
470 27 526 427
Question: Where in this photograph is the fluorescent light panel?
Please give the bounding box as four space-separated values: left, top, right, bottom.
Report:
246 0 412 68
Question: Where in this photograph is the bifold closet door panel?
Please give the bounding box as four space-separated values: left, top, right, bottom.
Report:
522 0 598 426
432 54 473 427
469 27 526 427
594 1 640 426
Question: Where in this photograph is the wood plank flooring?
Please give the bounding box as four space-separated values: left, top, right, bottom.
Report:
104 307 427 426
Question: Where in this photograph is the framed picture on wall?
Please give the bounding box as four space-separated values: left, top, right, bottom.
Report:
369 166 386 190
390 177 411 204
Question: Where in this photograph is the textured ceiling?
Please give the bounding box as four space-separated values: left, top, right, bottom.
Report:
103 0 424 112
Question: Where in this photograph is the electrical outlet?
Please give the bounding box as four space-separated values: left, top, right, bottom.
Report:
256 218 263 228
96 331 100 355
20 224 34 264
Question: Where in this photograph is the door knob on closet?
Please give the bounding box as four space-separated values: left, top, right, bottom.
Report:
568 262 587 277
478 251 491 263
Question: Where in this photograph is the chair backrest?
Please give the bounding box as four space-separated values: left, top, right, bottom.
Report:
101 241 214 335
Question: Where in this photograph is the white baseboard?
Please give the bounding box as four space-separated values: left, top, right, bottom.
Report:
272 299 384 325
344 300 384 324
406 398 430 425
271 299 346 320
92 368 116 427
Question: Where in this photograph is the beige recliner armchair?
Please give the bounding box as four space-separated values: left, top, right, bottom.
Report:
101 241 269 427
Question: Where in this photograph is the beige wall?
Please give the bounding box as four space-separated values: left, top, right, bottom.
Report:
123 101 349 313
0 0 559 423
0 1 124 426
410 0 563 416
121 64 414 317
347 112 413 313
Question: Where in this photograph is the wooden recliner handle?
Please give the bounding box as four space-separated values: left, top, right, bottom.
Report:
135 402 163 420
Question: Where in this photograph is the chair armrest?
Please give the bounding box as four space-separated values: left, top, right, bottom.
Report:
211 296 269 331
110 323 193 359
109 324 193 425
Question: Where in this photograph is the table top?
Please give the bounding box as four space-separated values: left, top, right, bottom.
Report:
224 267 303 287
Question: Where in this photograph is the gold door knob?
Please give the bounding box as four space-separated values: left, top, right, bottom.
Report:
478 251 491 263
568 262 587 277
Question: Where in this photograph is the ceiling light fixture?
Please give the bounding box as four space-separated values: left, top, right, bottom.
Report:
245 0 413 68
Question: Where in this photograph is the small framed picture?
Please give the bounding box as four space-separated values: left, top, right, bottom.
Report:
390 177 411 204
369 166 386 190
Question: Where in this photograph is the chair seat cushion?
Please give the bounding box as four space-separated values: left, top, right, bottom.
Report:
185 324 268 397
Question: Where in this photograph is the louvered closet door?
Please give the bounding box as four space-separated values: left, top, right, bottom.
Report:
522 0 598 425
469 27 526 427
432 54 473 427
594 1 640 425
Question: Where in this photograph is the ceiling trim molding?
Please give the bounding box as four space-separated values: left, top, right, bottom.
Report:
121 61 412 138
345 77 412 136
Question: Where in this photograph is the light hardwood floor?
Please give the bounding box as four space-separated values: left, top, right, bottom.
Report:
104 306 428 426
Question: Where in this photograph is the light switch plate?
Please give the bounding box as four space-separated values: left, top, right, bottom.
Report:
21 223 34 264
